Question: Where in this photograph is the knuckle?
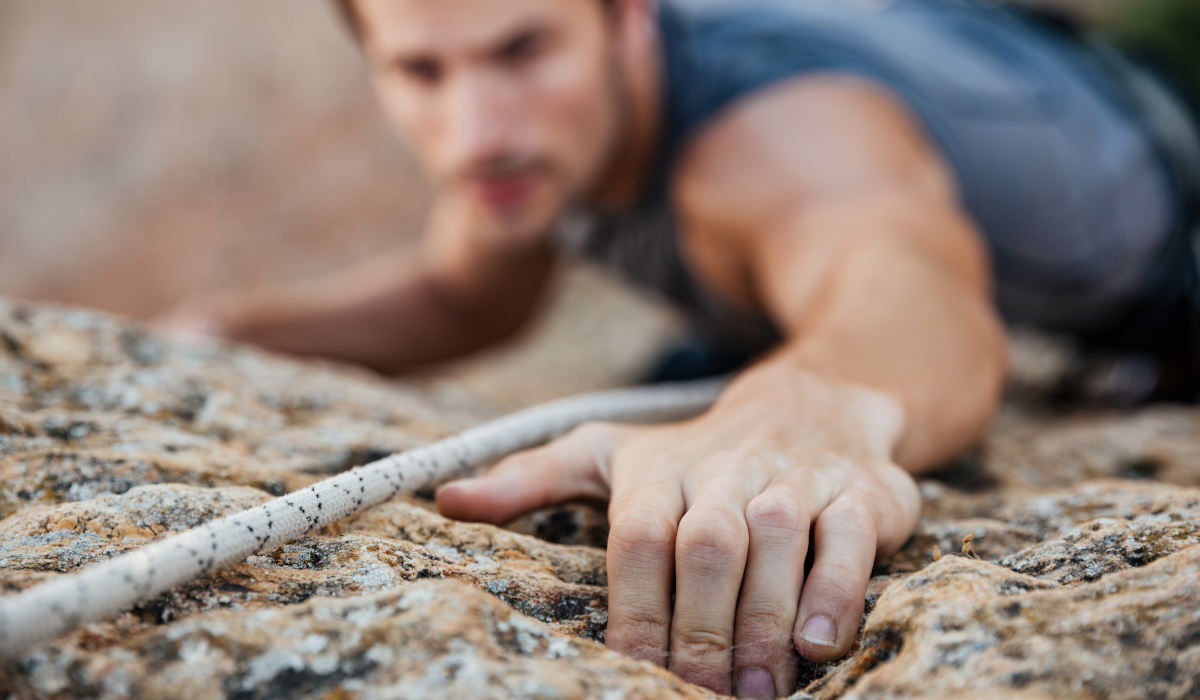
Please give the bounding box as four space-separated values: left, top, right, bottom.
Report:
737 606 791 639
608 614 671 662
745 492 809 537
820 497 879 541
616 609 671 638
672 627 733 659
676 507 748 560
806 565 866 602
608 506 677 551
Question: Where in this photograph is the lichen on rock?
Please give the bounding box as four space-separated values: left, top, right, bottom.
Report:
2 299 1200 699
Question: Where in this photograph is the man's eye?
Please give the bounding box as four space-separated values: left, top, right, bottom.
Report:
497 31 545 65
398 58 441 85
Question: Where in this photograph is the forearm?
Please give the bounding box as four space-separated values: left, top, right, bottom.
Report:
220 275 508 374
206 247 554 375
724 236 1008 472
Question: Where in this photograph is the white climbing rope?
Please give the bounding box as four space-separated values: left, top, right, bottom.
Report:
0 378 725 658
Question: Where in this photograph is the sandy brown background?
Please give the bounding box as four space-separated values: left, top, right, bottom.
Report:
0 0 689 405
0 0 1123 316
0 0 1128 404
0 0 431 317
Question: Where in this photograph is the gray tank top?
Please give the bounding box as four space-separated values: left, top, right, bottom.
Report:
556 0 1180 359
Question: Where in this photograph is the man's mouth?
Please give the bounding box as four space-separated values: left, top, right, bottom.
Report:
467 172 541 211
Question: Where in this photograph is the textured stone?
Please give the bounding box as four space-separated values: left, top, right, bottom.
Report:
976 407 1200 489
2 300 1200 699
801 548 1200 700
0 484 271 574
0 299 489 523
8 579 718 700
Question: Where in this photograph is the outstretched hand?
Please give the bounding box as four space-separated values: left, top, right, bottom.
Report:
436 366 921 698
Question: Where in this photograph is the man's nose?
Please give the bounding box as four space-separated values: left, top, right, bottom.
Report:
443 71 524 168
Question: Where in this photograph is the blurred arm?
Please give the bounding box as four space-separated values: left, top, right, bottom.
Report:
164 197 555 375
676 76 1009 470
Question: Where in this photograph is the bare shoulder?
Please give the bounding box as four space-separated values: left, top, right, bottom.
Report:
673 75 958 232
669 74 983 315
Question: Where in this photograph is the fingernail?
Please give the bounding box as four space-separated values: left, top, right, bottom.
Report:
736 668 775 698
799 616 837 647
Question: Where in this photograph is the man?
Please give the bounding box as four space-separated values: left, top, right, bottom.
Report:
168 0 1200 696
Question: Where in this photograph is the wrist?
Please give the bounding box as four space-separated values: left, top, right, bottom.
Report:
713 361 907 461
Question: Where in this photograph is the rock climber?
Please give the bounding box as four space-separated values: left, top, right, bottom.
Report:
166 0 1200 696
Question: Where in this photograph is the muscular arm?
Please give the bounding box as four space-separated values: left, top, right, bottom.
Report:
677 75 1005 469
436 77 1008 697
167 196 555 375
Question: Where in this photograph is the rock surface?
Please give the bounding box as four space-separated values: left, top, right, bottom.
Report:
2 299 1200 699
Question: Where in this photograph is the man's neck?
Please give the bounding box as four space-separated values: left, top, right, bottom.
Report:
586 10 664 211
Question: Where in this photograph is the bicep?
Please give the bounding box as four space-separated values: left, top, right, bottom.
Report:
676 75 992 337
756 188 989 337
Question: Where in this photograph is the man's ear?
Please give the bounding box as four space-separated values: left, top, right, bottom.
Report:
620 0 658 27
331 0 362 43
612 0 659 55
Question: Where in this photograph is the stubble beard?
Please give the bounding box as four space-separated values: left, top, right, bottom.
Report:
576 39 638 213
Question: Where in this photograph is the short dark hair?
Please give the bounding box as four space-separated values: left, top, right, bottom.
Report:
332 0 616 42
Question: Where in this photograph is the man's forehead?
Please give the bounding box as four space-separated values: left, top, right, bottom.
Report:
356 0 584 57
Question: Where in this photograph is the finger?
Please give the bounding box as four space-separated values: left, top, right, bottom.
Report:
435 422 630 524
794 494 877 662
870 463 922 556
668 472 754 694
605 483 686 668
155 302 228 338
733 482 812 699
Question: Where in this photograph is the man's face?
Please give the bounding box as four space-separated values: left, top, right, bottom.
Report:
356 0 627 241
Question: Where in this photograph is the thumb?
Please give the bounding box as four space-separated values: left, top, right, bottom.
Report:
155 297 234 339
435 422 632 524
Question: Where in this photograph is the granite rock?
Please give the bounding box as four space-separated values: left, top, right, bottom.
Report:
3 299 1200 699
802 548 1200 700
13 579 718 700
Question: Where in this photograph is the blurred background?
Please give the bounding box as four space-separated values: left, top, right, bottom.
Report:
0 0 429 317
0 0 688 405
0 0 1173 403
